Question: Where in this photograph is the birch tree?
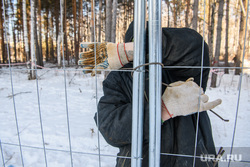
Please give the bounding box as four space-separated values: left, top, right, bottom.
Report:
57 0 64 67
0 0 4 63
23 0 29 64
30 0 36 79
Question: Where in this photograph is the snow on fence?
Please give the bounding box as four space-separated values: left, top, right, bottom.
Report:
0 0 250 167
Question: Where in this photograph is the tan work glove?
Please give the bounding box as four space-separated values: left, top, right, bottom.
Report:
161 78 222 118
78 42 130 76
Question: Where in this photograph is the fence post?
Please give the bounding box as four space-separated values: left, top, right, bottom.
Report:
131 0 146 166
148 0 162 166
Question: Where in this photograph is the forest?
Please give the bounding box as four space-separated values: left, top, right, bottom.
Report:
0 0 249 80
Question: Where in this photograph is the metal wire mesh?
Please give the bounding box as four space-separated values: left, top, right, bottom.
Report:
0 0 249 167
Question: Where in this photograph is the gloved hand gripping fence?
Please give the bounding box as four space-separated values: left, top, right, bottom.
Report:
161 78 222 118
78 42 130 76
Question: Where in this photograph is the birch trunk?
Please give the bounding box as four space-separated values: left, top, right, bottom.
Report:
57 0 64 67
0 0 5 63
30 0 36 79
22 0 29 63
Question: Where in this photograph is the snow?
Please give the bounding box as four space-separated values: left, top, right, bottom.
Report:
0 65 249 167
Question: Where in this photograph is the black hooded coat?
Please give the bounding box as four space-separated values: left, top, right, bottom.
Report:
95 23 217 167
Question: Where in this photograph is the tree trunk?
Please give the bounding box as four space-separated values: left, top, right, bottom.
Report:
86 4 89 41
45 8 49 61
57 0 64 67
208 1 215 65
49 15 54 62
165 0 170 27
105 0 112 42
73 0 78 64
211 0 224 88
10 1 17 63
0 0 5 63
55 0 60 65
34 0 43 67
235 0 247 75
79 0 83 43
64 0 69 65
91 0 95 42
98 0 102 42
23 0 29 63
185 0 190 27
122 0 127 40
111 0 117 42
30 0 36 79
38 0 43 64
192 0 199 31
224 0 230 74
13 25 17 62
173 0 177 27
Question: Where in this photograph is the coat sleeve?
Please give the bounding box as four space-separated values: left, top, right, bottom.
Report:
94 70 141 147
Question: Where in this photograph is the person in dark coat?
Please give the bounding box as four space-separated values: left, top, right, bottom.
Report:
94 22 219 167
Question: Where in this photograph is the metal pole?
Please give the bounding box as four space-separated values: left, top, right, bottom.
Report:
228 1 249 166
192 1 206 166
131 0 146 166
60 0 74 165
148 0 162 166
0 140 5 167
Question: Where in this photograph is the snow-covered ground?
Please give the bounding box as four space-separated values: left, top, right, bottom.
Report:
0 65 249 167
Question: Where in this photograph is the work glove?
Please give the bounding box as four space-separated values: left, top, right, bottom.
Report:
78 42 130 76
161 78 222 118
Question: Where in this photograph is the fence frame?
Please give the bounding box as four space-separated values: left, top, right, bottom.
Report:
0 0 249 166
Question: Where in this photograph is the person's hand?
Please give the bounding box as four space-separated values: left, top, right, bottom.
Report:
78 42 108 76
161 78 222 120
78 42 131 76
